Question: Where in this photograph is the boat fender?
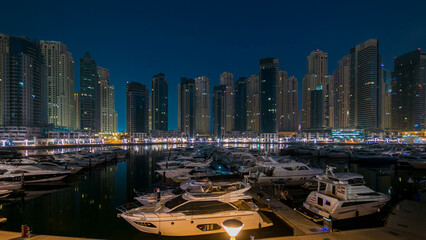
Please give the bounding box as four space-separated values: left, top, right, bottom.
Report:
151 194 156 200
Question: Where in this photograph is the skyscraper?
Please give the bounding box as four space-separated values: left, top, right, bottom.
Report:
234 77 247 132
0 34 47 136
381 67 392 130
301 50 330 129
333 54 351 128
259 58 278 133
80 52 100 132
73 93 80 130
98 66 117 133
349 39 379 129
151 73 168 131
127 82 149 134
220 72 234 133
178 78 196 138
213 85 226 138
194 76 210 136
391 49 426 130
277 70 288 132
247 74 260 133
40 41 75 130
311 88 323 129
286 76 299 131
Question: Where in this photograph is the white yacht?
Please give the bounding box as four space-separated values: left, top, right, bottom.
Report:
134 178 212 205
0 164 71 183
119 182 273 236
156 159 213 179
298 168 390 221
250 161 323 186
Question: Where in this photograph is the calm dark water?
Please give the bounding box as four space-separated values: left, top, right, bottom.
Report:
0 144 421 239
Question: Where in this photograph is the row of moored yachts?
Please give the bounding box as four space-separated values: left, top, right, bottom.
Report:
117 145 392 236
0 148 129 198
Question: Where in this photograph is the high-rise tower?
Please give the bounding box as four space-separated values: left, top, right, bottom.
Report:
151 73 168 131
127 82 149 134
301 50 331 129
333 54 351 129
98 66 117 133
247 74 260 133
194 76 210 136
178 78 196 138
391 49 426 130
349 39 379 129
0 34 47 135
40 41 75 130
259 58 278 133
234 77 247 132
220 72 234 132
213 85 226 139
80 52 100 131
277 70 288 132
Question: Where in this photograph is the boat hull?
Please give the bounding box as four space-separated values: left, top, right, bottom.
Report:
122 211 272 236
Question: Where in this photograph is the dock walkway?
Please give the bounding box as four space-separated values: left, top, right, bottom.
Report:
257 199 426 240
0 231 99 240
248 188 326 236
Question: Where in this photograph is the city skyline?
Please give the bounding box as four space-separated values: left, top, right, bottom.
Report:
1 1 426 131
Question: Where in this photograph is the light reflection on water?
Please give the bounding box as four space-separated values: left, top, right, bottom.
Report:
0 144 420 239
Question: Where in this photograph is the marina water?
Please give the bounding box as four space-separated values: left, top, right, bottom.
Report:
0 144 420 239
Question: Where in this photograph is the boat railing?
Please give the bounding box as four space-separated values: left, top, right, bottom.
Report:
116 201 144 213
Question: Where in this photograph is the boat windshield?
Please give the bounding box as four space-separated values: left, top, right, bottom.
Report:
165 195 187 210
171 187 185 195
347 178 365 185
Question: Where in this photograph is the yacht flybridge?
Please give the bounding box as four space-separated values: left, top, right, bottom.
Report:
119 182 273 236
297 167 390 221
250 161 323 186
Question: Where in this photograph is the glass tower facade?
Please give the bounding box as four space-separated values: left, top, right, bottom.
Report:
234 77 247 132
259 58 278 133
151 73 168 131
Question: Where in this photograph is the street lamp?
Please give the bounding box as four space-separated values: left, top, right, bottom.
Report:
222 219 244 240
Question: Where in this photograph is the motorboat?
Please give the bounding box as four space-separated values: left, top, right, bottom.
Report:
134 178 212 205
119 181 273 236
172 167 216 182
297 167 390 221
0 164 71 183
250 161 323 186
156 159 213 179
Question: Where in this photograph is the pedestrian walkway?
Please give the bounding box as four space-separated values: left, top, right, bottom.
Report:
0 231 100 240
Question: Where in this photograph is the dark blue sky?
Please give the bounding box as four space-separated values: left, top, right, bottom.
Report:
2 0 426 131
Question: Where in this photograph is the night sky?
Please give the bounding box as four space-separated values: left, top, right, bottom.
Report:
1 0 426 131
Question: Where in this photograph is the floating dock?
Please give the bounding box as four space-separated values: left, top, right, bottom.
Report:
250 190 426 240
248 188 326 236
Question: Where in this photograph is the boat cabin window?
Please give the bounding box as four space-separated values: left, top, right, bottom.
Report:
10 170 28 174
319 182 326 191
0 169 7 175
171 200 235 214
298 166 309 170
317 197 323 206
283 166 298 171
165 195 187 210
